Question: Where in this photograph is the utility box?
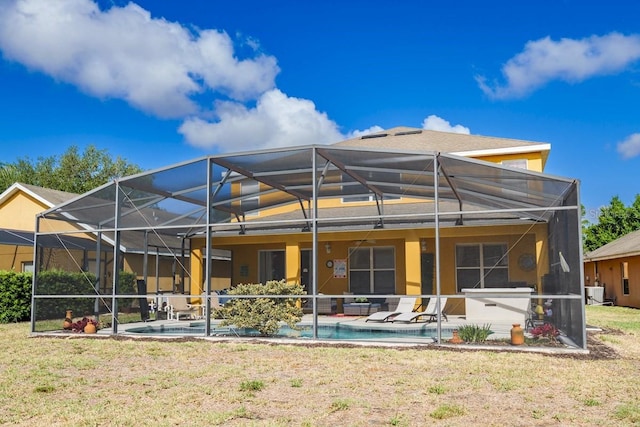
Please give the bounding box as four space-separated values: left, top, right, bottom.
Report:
584 286 604 305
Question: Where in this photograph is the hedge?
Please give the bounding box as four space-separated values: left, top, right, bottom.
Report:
0 271 32 323
0 270 138 322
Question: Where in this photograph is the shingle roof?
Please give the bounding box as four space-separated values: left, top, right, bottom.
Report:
18 183 79 206
334 126 550 159
584 229 640 261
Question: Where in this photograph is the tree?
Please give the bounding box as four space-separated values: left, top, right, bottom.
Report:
583 195 640 252
0 145 142 194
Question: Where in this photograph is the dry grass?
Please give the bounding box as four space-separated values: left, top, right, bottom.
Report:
0 306 639 426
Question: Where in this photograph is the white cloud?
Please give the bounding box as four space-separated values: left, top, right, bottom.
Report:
617 133 640 159
178 89 344 151
422 115 470 134
0 0 279 118
346 126 385 139
477 32 640 99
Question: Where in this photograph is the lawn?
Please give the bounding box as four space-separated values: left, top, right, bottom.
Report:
0 306 638 426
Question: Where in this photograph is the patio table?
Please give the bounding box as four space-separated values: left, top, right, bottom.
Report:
343 303 381 315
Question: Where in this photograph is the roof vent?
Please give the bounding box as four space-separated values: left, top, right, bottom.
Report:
361 133 388 139
394 130 422 136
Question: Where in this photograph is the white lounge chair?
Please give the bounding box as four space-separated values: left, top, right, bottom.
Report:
166 296 200 320
365 297 417 322
392 297 448 323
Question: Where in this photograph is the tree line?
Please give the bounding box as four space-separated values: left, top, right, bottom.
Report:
0 145 141 195
583 195 640 252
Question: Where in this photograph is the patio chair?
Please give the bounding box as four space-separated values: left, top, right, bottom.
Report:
166 296 199 320
392 297 448 323
317 295 337 314
365 297 417 322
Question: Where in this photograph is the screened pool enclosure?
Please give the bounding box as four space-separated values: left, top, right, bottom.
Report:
31 145 586 349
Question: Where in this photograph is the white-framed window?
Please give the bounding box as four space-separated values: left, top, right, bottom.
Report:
342 193 400 203
241 181 260 213
455 243 508 292
21 261 34 273
621 262 630 295
348 246 395 294
258 250 285 284
501 159 528 170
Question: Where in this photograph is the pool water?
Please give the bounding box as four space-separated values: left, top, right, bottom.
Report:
125 322 453 341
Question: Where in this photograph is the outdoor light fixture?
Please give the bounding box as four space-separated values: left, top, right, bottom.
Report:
420 240 427 252
325 242 331 254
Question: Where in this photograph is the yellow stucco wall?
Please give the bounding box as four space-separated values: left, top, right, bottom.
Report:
189 223 548 315
230 148 547 223
0 244 33 271
0 191 50 230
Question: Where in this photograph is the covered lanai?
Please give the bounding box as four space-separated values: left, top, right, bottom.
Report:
30 145 586 349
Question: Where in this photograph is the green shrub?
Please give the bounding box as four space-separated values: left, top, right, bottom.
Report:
214 280 305 336
0 271 32 323
457 323 494 343
33 270 98 320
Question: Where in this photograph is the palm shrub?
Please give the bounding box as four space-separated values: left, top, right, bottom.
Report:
214 280 305 336
457 323 494 343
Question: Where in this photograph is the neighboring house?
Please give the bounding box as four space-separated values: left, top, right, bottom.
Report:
0 182 184 293
0 183 81 273
583 230 640 309
31 127 585 348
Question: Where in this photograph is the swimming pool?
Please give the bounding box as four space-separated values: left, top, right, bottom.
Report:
124 322 454 341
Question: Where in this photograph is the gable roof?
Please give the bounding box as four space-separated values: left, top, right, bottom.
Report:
584 229 640 262
0 182 179 254
0 182 78 208
334 126 550 165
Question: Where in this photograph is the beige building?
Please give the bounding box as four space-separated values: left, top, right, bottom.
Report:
583 230 640 308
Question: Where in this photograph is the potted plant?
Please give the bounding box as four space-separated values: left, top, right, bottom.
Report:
71 317 100 334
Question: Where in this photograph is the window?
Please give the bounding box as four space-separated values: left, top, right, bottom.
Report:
348 247 395 294
340 173 399 203
21 261 33 273
258 250 285 284
621 262 630 295
501 159 528 170
342 192 400 203
455 243 508 292
241 181 259 213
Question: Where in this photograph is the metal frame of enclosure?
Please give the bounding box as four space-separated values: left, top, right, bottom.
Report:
30 145 586 349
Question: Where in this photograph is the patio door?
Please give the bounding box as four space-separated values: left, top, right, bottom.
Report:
258 250 285 284
421 253 434 295
300 249 312 294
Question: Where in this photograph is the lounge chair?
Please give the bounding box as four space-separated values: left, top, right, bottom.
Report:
392 297 448 323
166 296 200 320
365 297 417 322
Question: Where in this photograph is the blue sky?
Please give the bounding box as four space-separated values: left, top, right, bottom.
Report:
1 0 639 220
